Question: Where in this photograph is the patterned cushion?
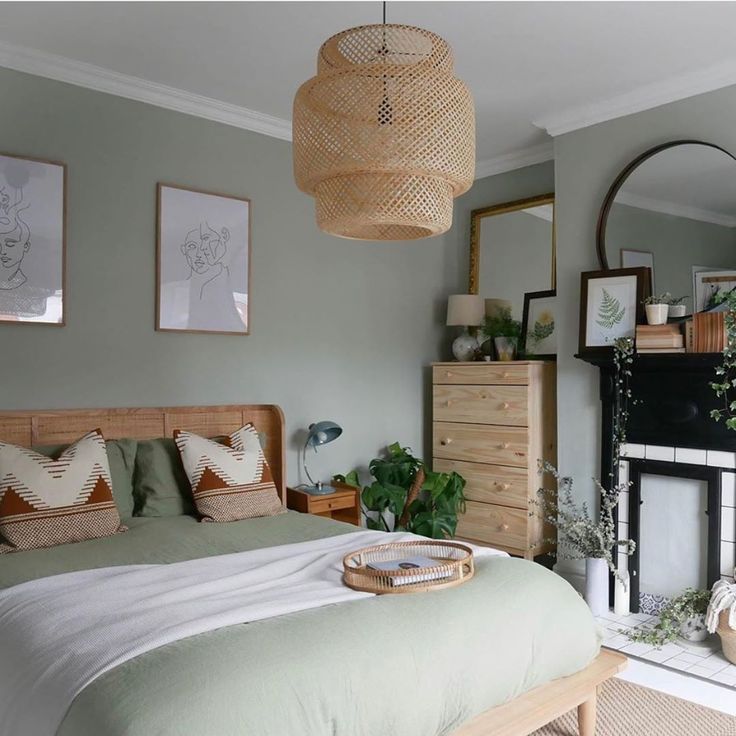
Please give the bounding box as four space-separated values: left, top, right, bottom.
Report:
0 429 126 553
174 425 284 522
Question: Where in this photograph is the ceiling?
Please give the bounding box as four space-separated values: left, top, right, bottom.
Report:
3 2 736 175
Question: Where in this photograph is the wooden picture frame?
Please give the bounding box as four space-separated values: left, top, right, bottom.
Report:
0 151 66 326
521 289 557 360
579 267 652 355
156 183 251 335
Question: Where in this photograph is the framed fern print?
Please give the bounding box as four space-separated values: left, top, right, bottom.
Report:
579 267 651 354
521 290 556 359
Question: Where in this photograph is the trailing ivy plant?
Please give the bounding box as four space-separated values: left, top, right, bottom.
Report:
710 288 736 431
335 443 466 539
611 336 636 471
626 588 711 647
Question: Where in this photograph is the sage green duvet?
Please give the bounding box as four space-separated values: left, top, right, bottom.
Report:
0 513 601 736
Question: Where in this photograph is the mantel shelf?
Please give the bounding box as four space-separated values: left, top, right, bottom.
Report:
575 352 723 371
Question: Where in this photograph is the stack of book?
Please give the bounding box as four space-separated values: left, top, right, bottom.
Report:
693 312 726 353
636 324 685 353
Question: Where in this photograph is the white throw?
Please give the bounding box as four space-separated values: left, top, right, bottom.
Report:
0 530 502 736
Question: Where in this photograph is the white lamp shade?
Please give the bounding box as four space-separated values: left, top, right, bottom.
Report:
447 294 484 326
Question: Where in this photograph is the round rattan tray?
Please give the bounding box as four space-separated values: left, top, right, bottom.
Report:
343 540 474 595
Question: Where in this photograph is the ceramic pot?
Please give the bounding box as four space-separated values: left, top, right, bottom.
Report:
494 336 518 361
645 304 669 325
452 329 478 361
668 304 687 318
585 558 609 616
679 614 707 642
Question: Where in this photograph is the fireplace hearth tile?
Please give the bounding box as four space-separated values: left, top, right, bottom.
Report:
707 450 736 469
645 445 675 462
723 508 736 543
675 447 708 465
721 542 736 577
621 443 645 459
722 472 736 507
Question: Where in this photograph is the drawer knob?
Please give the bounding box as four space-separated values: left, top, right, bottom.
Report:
445 400 452 407
499 523 510 532
499 442 510 450
502 372 510 379
501 402 510 410
440 437 452 446
445 371 453 378
496 482 510 491
480 393 487 400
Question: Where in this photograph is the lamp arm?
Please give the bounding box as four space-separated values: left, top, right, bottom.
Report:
303 440 317 486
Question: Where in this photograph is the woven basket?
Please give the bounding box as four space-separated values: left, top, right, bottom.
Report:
717 610 736 664
343 540 474 595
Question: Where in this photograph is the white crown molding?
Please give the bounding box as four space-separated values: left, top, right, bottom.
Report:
0 41 293 141
521 203 554 222
535 59 736 137
474 142 554 180
616 190 736 228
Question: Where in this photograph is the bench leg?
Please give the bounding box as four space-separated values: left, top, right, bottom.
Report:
577 688 597 736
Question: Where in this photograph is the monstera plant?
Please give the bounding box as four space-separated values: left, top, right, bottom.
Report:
335 443 466 539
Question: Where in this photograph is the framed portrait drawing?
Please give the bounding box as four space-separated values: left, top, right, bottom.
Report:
157 183 250 334
0 152 66 325
521 290 556 359
579 267 651 354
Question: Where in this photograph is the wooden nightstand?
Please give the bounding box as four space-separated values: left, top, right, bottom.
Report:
286 482 362 526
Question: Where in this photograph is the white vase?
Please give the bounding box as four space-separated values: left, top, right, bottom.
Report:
680 614 708 642
668 304 687 318
613 570 631 616
645 304 669 325
585 558 609 616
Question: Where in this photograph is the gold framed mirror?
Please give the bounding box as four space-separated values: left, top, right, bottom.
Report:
468 194 556 306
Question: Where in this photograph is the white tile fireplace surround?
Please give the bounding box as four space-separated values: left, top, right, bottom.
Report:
618 443 735 601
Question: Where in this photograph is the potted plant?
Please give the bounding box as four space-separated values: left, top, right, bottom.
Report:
706 578 736 663
537 463 635 616
626 589 711 646
643 293 671 325
334 442 466 539
481 307 522 361
667 295 688 318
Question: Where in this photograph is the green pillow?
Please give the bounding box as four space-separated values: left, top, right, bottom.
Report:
34 438 138 520
133 438 195 517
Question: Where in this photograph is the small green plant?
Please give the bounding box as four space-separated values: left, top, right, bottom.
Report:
626 589 711 647
482 307 521 340
335 443 466 539
710 288 736 431
596 289 626 329
536 463 635 583
642 292 672 306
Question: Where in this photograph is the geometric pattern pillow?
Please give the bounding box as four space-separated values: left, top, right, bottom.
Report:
0 429 126 553
173 424 284 523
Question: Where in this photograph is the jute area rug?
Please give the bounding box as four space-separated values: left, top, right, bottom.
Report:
532 678 736 736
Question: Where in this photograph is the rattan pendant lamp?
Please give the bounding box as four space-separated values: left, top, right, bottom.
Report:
293 3 475 240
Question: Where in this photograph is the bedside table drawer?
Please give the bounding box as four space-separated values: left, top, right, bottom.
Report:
309 494 355 514
456 501 528 550
433 385 528 426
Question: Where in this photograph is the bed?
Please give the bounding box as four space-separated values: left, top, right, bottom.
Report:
0 404 625 736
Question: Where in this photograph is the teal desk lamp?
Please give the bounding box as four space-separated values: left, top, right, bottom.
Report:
303 420 343 495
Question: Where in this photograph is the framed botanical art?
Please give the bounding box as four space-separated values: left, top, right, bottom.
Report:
521 290 556 359
157 183 250 334
0 152 66 325
579 267 651 354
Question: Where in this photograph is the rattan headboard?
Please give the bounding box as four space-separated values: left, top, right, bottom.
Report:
0 404 287 501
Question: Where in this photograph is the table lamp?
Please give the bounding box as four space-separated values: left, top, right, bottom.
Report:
303 420 343 495
447 294 484 361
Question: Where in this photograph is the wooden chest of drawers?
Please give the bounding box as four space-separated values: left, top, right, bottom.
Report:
432 361 557 559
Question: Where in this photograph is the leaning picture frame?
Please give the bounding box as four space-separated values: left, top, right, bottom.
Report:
156 183 251 335
0 152 66 326
521 290 556 360
579 267 652 355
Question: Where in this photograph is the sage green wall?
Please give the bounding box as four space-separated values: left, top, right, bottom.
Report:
554 84 736 578
607 202 736 301
0 67 553 485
